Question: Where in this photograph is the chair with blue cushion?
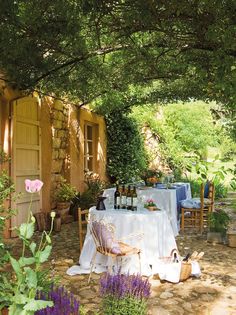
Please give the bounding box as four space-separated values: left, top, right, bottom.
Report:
180 182 214 232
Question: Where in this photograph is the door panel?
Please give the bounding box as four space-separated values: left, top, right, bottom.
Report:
11 96 42 236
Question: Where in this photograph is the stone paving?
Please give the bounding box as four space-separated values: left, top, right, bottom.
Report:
8 193 236 315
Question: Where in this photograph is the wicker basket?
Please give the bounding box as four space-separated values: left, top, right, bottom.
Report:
160 249 192 282
180 261 192 281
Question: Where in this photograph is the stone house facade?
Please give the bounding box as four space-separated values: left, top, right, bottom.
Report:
0 80 107 236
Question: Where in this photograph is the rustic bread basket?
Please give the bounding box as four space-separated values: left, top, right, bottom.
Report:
160 249 192 282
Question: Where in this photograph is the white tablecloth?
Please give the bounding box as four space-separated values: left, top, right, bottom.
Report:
67 207 177 277
103 183 191 236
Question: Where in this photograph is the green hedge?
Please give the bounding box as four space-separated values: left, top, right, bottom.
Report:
105 110 148 183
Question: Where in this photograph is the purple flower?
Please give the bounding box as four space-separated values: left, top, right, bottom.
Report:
100 270 151 300
35 285 80 315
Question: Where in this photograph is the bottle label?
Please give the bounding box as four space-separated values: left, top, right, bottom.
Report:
121 196 126 205
132 197 138 207
127 197 132 206
118 196 122 207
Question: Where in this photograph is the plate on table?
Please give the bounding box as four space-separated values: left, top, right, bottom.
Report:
138 186 152 190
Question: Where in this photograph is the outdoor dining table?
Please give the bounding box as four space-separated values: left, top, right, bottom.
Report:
67 206 177 277
103 182 191 236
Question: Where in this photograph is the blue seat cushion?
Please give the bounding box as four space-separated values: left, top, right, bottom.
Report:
181 197 212 209
181 198 201 209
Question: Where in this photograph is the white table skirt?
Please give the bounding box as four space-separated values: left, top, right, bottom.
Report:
67 207 177 277
103 183 191 236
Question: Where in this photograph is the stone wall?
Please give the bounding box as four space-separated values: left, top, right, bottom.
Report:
50 100 70 208
142 125 170 174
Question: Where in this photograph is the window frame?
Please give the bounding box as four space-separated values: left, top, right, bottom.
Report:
84 122 95 172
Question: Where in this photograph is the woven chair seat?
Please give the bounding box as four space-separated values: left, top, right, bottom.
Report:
97 242 140 257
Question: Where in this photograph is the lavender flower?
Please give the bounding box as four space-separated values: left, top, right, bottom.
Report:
100 270 151 300
35 285 80 315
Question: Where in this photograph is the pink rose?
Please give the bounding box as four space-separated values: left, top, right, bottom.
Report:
25 179 44 193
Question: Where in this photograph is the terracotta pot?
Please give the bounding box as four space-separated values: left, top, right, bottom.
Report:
1 307 9 315
227 231 236 247
147 206 157 211
207 231 223 244
57 202 70 210
53 217 62 232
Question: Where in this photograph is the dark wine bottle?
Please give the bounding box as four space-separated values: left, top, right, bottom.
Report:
121 184 126 209
182 253 191 262
131 186 138 211
114 184 120 209
126 185 132 210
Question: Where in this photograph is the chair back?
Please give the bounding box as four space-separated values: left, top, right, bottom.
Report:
207 181 215 203
89 215 121 255
200 183 204 208
78 208 89 252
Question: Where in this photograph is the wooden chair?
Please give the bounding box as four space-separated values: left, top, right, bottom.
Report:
202 181 215 228
181 182 215 233
78 208 89 252
88 215 141 283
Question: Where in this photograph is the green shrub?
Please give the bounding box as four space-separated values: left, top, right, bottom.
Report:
105 110 148 183
55 179 77 202
208 210 230 233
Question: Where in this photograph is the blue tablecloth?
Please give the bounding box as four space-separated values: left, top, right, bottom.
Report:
155 184 188 220
175 185 187 219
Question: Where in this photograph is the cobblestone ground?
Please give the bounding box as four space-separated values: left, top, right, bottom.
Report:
8 193 236 315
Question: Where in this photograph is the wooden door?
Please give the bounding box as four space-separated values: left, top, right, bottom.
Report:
11 96 42 234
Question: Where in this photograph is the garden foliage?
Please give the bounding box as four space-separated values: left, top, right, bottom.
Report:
105 110 148 183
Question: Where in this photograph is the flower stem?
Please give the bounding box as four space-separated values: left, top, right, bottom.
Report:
22 193 33 257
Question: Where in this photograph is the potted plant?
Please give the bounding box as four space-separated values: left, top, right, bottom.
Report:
141 169 163 186
207 210 230 244
144 199 157 211
55 179 77 214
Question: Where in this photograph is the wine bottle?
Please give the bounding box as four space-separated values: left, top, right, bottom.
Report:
121 184 126 209
114 184 120 209
182 253 191 262
131 186 138 211
126 185 132 210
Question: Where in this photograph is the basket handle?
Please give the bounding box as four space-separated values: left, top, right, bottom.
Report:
170 248 180 261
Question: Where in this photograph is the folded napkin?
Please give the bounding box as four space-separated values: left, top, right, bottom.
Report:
158 261 201 283
158 262 181 283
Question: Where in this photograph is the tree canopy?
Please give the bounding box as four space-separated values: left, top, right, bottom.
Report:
0 0 235 120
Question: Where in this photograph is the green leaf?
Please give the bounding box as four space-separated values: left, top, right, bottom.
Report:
12 293 29 304
29 242 37 255
24 299 53 311
24 267 37 289
19 222 35 239
38 245 52 263
9 256 22 275
19 257 35 267
9 304 25 315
